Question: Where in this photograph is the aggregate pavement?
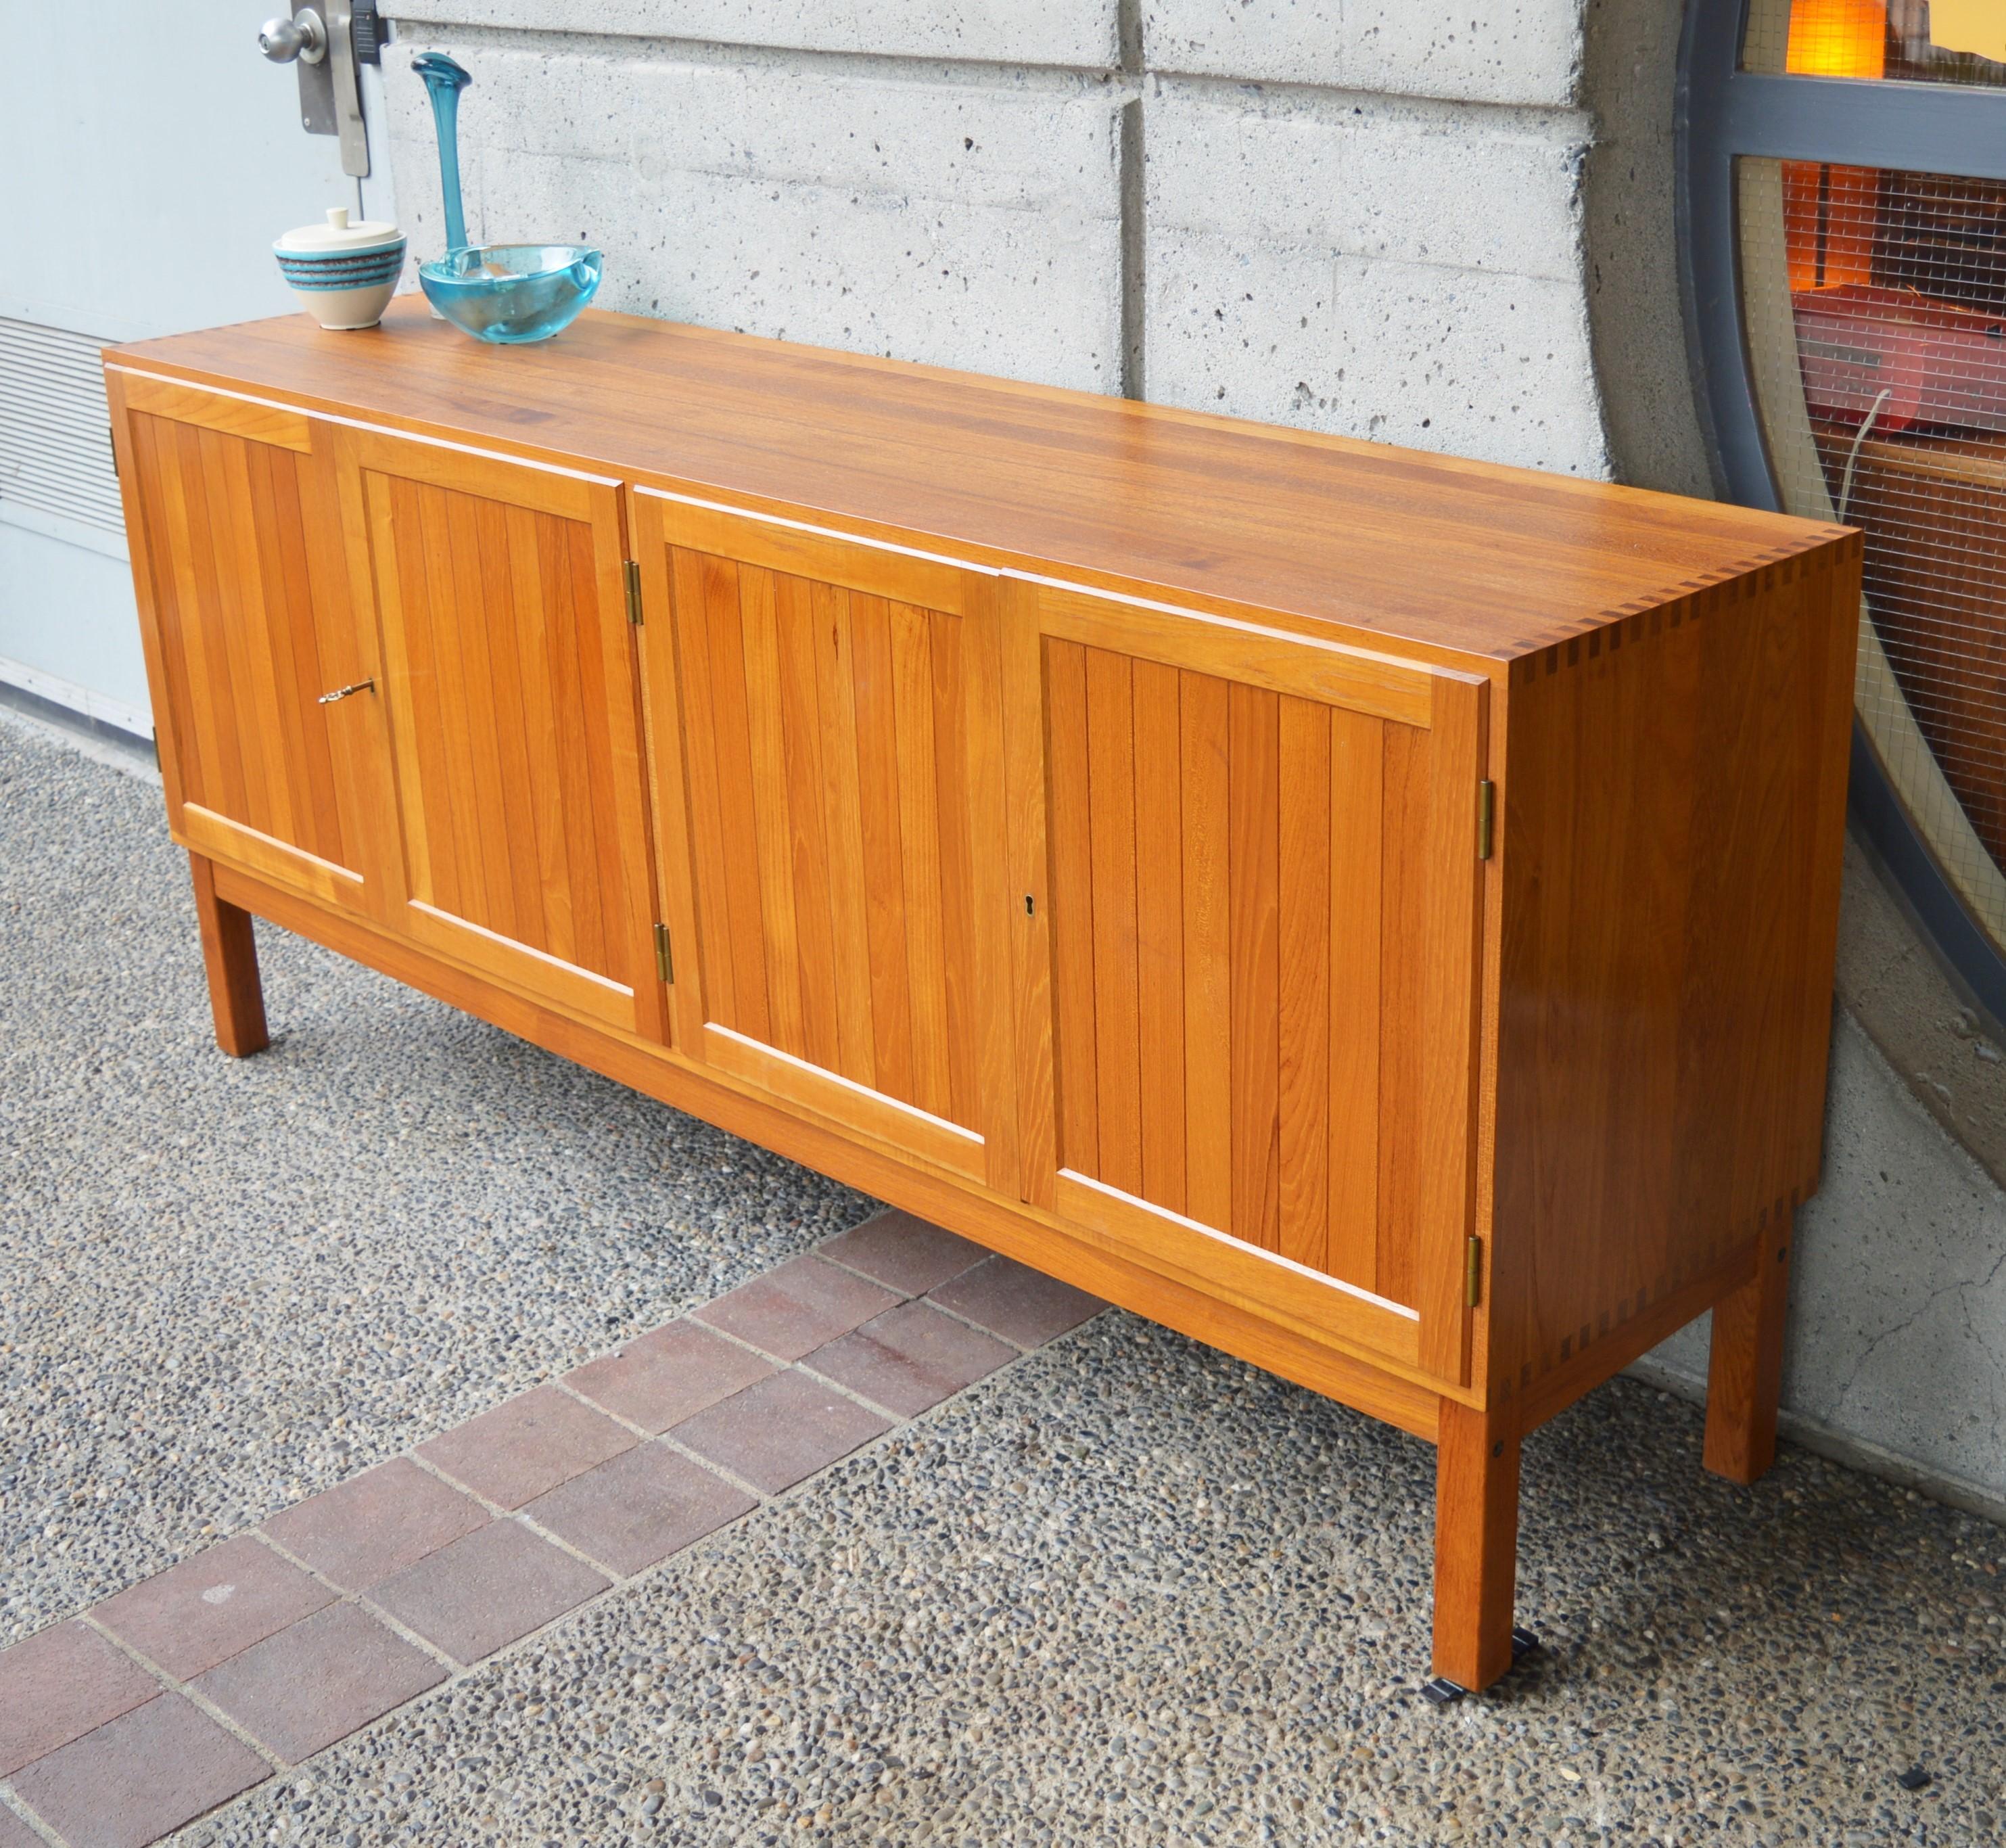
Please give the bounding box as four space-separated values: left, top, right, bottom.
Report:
3 710 2001 1846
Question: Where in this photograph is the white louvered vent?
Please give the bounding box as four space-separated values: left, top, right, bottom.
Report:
0 317 124 536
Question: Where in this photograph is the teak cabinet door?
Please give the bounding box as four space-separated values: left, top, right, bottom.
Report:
110 372 389 913
1003 582 1489 1383
632 490 1015 1187
333 428 664 1040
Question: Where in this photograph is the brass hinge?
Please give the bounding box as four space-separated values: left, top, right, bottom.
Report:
625 559 643 625
1476 779 1495 860
653 921 674 984
1465 1236 1483 1309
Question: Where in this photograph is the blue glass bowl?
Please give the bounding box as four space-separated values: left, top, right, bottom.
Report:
417 243 602 344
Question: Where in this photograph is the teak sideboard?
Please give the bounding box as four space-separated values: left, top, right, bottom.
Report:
104 301 1859 1694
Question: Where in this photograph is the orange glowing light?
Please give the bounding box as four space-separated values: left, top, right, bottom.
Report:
1785 0 1888 78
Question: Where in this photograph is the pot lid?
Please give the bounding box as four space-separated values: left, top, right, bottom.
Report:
275 206 402 254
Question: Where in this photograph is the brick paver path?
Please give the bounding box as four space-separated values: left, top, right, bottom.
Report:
0 1211 1102 1847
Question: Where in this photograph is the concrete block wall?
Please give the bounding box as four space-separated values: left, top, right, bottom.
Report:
381 0 2006 1517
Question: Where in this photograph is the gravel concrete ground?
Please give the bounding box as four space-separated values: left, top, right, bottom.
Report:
5 709 2004 1846
0 710 866 1646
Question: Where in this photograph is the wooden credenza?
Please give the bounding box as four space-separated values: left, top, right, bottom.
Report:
104 302 1859 1694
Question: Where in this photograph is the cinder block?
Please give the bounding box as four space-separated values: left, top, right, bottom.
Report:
384 41 1126 392
387 0 1120 70
1142 0 1584 107
1144 84 1608 474
1148 237 1607 475
1145 85 1585 281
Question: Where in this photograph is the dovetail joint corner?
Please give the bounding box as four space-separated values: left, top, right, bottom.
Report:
1476 780 1495 860
625 559 644 625
653 921 674 984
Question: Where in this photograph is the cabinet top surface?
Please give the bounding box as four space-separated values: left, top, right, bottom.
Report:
112 300 1848 664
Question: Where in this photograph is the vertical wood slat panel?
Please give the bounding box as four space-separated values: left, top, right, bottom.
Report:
669 546 735 1027
703 554 771 1042
132 411 356 871
148 418 220 814
129 419 197 804
133 413 356 875
1228 682 1282 1253
564 517 630 990
1132 659 1186 1217
180 425 250 827
850 594 916 1105
741 563 805 1057
1179 668 1233 1233
890 602 952 1121
1278 696 1332 1272
259 448 344 864
235 442 304 851
373 470 643 993
776 573 841 1073
549 511 609 979
814 582 878 1090
416 482 486 924
508 505 577 969
1085 647 1143 1199
931 611 981 1132
1327 706 1384 1294
448 488 517 940
218 433 291 842
374 476 449 914
477 497 544 951
1046 639 1099 1177
200 429 270 837
1376 722 1429 1307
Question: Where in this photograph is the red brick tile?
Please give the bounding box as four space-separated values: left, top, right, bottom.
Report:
526 1446 756 1575
93 1535 333 1681
262 1458 490 1591
369 1520 607 1665
927 1254 1104 1347
808 1300 1017 1416
565 1320 776 1433
0 1619 157 1777
0 1801 43 1848
11 1694 266 1848
193 1603 444 1764
820 1211 989 1297
674 1370 890 1494
691 1255 897 1361
417 1385 636 1510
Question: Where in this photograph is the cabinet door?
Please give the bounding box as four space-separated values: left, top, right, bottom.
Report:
1004 582 1489 1383
333 428 664 1040
112 371 390 913
632 490 1015 1186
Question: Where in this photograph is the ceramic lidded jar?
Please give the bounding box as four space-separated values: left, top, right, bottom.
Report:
273 206 407 330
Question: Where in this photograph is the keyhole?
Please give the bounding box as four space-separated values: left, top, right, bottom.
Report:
1024 894 1035 916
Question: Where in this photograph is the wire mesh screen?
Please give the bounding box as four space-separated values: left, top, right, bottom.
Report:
1743 0 2006 85
1740 153 2006 952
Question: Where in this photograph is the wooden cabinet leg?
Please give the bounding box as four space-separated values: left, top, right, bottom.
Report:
1431 1396 1520 1691
189 854 269 1057
1704 1211 1793 1484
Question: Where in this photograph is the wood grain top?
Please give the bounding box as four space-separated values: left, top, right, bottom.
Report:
111 299 1849 664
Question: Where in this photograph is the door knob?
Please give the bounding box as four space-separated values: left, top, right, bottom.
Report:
317 678 375 704
260 9 327 64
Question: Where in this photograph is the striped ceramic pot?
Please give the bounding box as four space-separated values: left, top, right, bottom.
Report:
274 207 407 331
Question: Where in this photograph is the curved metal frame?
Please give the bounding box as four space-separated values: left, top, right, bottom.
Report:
1677 0 2006 1030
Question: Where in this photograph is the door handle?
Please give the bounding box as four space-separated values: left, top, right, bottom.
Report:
317 678 375 704
258 10 327 64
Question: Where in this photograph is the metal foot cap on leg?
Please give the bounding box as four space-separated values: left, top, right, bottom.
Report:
1420 1627 1539 1705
